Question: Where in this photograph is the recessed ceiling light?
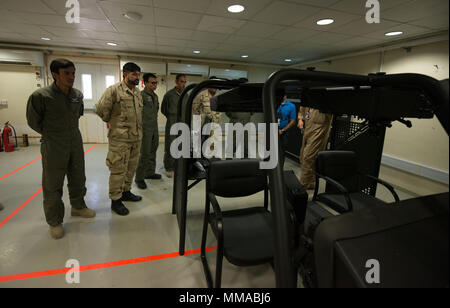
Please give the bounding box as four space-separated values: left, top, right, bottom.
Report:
193 50 201 54
241 55 249 58
228 5 245 13
385 31 403 36
225 69 230 71
107 42 118 46
316 18 334 26
41 37 51 41
284 59 292 62
123 12 143 21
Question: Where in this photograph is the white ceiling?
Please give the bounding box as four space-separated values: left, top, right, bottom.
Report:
0 0 448 65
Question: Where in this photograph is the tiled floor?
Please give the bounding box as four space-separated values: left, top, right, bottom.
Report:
0 143 418 288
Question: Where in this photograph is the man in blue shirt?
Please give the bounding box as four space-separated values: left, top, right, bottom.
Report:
276 95 297 168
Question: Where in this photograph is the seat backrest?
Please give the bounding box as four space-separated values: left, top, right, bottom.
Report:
316 151 359 193
208 159 267 198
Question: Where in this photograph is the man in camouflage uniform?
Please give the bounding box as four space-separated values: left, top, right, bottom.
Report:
193 88 221 126
193 87 222 157
26 58 95 239
161 74 186 178
298 107 333 190
135 73 161 190
96 62 143 216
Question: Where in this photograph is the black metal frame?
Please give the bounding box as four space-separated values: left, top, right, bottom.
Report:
172 79 248 256
200 174 269 288
262 69 449 288
312 170 400 213
171 69 448 288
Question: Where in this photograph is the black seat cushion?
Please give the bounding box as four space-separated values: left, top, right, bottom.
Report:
209 207 274 266
318 192 387 213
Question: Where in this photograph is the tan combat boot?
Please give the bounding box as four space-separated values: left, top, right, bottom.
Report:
71 207 96 218
50 224 64 239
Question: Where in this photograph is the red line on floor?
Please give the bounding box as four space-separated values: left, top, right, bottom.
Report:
0 156 42 181
0 187 43 229
0 246 218 283
84 143 98 154
0 143 99 229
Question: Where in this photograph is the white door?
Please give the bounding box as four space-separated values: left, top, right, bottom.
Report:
73 62 119 144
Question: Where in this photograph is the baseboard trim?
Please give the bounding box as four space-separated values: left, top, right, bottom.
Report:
381 154 449 185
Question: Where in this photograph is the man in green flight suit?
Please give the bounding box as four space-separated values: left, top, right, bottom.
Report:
26 58 96 239
135 73 162 189
161 74 186 178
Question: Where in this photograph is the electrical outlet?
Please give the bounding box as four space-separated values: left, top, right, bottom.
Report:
0 99 7 106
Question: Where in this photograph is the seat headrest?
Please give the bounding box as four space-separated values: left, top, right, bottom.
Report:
208 159 267 197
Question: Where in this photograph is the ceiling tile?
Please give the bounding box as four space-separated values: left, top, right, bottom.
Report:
153 0 211 13
190 31 230 43
184 40 220 50
409 13 449 31
156 26 194 40
330 0 377 15
251 1 323 26
118 33 156 44
252 39 291 50
156 37 188 48
197 15 245 34
270 27 321 42
223 35 264 46
41 26 90 39
303 31 353 45
125 42 157 53
382 0 449 23
101 0 153 7
2 0 57 14
7 24 51 36
287 0 341 8
154 8 203 29
237 22 284 38
331 35 385 48
157 45 184 55
111 21 155 35
82 30 123 41
0 23 16 33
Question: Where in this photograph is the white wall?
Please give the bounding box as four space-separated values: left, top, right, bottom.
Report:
0 64 43 145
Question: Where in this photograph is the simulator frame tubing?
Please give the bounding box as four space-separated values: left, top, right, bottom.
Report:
262 68 449 288
172 80 244 256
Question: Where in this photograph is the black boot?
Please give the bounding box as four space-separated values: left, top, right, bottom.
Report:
121 191 142 202
135 180 147 189
111 199 129 216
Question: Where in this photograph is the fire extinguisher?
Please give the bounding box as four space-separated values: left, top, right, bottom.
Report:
1 121 17 153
